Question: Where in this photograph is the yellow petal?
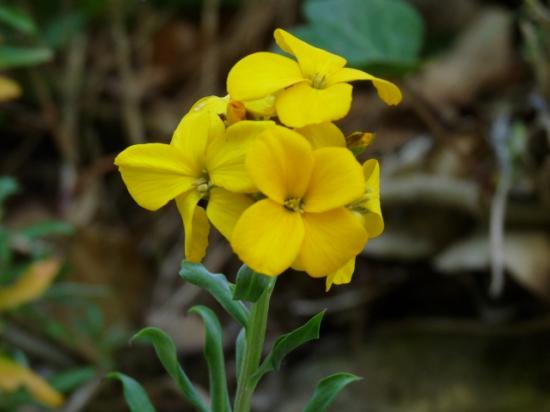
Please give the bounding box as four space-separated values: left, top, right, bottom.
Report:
298 208 367 277
171 110 224 172
362 159 384 238
325 258 356 292
0 258 60 312
207 120 275 193
227 52 305 101
0 357 64 408
0 76 22 102
188 95 229 115
115 143 196 210
231 199 304 276
304 147 364 213
206 187 254 240
274 29 346 79
246 126 313 203
244 94 277 118
296 122 345 149
276 82 352 128
326 67 402 106
176 191 210 262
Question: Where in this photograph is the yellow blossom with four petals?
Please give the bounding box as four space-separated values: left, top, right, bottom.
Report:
227 29 402 128
231 126 368 277
115 109 273 262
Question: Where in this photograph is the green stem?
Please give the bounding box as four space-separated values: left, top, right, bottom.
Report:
233 277 276 412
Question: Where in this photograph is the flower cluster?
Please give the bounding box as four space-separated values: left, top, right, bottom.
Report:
115 29 400 290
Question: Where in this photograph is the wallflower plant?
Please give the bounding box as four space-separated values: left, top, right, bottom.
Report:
111 28 399 412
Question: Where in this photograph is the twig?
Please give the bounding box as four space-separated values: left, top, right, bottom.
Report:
488 113 512 297
199 0 220 95
381 315 550 336
222 0 278 63
110 0 145 144
290 288 384 316
2 324 76 367
403 81 450 144
59 34 88 214
59 34 87 166
60 376 103 412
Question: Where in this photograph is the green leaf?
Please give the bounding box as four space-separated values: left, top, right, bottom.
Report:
18 221 74 239
180 261 249 327
0 176 18 205
131 327 209 412
0 5 37 35
189 306 232 412
0 46 53 70
233 265 271 303
302 372 362 412
250 311 325 386
235 328 246 381
287 0 424 73
50 367 95 392
107 372 156 412
0 228 11 272
43 12 86 49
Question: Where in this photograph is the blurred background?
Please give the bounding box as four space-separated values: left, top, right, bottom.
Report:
1 0 550 410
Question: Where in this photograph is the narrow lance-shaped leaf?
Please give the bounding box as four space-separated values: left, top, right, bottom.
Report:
0 5 37 34
107 372 156 412
49 367 95 392
302 372 362 412
235 328 246 381
0 46 53 70
233 265 271 303
250 311 325 387
189 306 232 412
180 261 249 327
19 221 74 239
131 327 210 412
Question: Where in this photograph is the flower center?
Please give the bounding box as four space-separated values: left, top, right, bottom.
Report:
283 197 304 213
194 170 212 197
311 73 326 89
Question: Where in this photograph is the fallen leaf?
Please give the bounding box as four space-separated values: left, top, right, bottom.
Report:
0 75 21 102
0 356 64 408
435 232 550 298
0 258 61 311
411 8 517 107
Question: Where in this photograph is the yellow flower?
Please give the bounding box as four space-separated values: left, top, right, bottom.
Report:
227 28 402 128
326 159 383 291
0 357 64 408
115 109 274 262
231 126 368 277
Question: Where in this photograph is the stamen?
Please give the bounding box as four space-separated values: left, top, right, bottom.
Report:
194 170 212 196
284 197 304 213
311 73 326 89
